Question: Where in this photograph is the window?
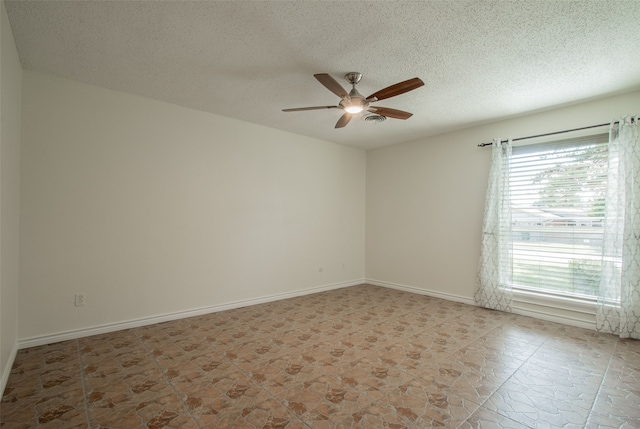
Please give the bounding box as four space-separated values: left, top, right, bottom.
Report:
509 134 609 298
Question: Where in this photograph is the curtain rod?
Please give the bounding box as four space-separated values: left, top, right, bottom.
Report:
477 119 635 148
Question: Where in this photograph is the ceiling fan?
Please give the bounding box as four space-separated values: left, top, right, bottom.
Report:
283 72 424 128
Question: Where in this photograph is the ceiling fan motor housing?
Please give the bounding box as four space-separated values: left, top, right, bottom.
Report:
341 73 368 113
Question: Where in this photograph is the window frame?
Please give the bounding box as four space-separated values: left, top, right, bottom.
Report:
507 133 610 304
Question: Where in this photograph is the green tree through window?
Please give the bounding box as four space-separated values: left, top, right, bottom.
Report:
532 144 608 217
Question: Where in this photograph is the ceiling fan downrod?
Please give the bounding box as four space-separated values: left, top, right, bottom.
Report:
342 72 368 113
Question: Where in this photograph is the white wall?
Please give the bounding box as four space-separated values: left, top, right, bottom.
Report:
19 71 365 342
366 90 640 326
13 62 640 346
0 0 22 391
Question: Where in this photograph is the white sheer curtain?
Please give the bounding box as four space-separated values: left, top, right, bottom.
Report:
597 116 640 339
475 139 513 312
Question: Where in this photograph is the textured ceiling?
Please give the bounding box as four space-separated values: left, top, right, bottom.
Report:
5 1 640 150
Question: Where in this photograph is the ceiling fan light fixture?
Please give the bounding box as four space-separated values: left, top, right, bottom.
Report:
344 104 364 114
341 93 368 114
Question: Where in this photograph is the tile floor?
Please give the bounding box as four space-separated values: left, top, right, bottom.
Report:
2 284 639 428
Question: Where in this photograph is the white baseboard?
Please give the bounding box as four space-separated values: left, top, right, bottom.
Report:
366 278 596 331
17 277 599 350
511 306 595 330
511 288 596 330
1 342 18 398
366 278 475 306
18 279 364 349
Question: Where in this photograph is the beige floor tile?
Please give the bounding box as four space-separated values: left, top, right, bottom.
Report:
383 378 481 428
484 361 601 428
272 374 371 426
2 284 639 428
460 406 530 429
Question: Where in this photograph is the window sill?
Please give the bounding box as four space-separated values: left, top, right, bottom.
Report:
512 287 596 316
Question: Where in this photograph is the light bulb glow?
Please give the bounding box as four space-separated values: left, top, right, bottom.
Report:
344 105 364 114
340 91 368 115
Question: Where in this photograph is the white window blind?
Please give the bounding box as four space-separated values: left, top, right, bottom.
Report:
509 133 609 297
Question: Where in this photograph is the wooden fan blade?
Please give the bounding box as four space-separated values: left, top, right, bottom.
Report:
368 106 413 120
314 73 349 99
335 112 352 128
366 77 424 101
283 106 339 112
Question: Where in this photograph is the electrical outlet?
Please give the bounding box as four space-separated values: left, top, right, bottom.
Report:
75 293 85 306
